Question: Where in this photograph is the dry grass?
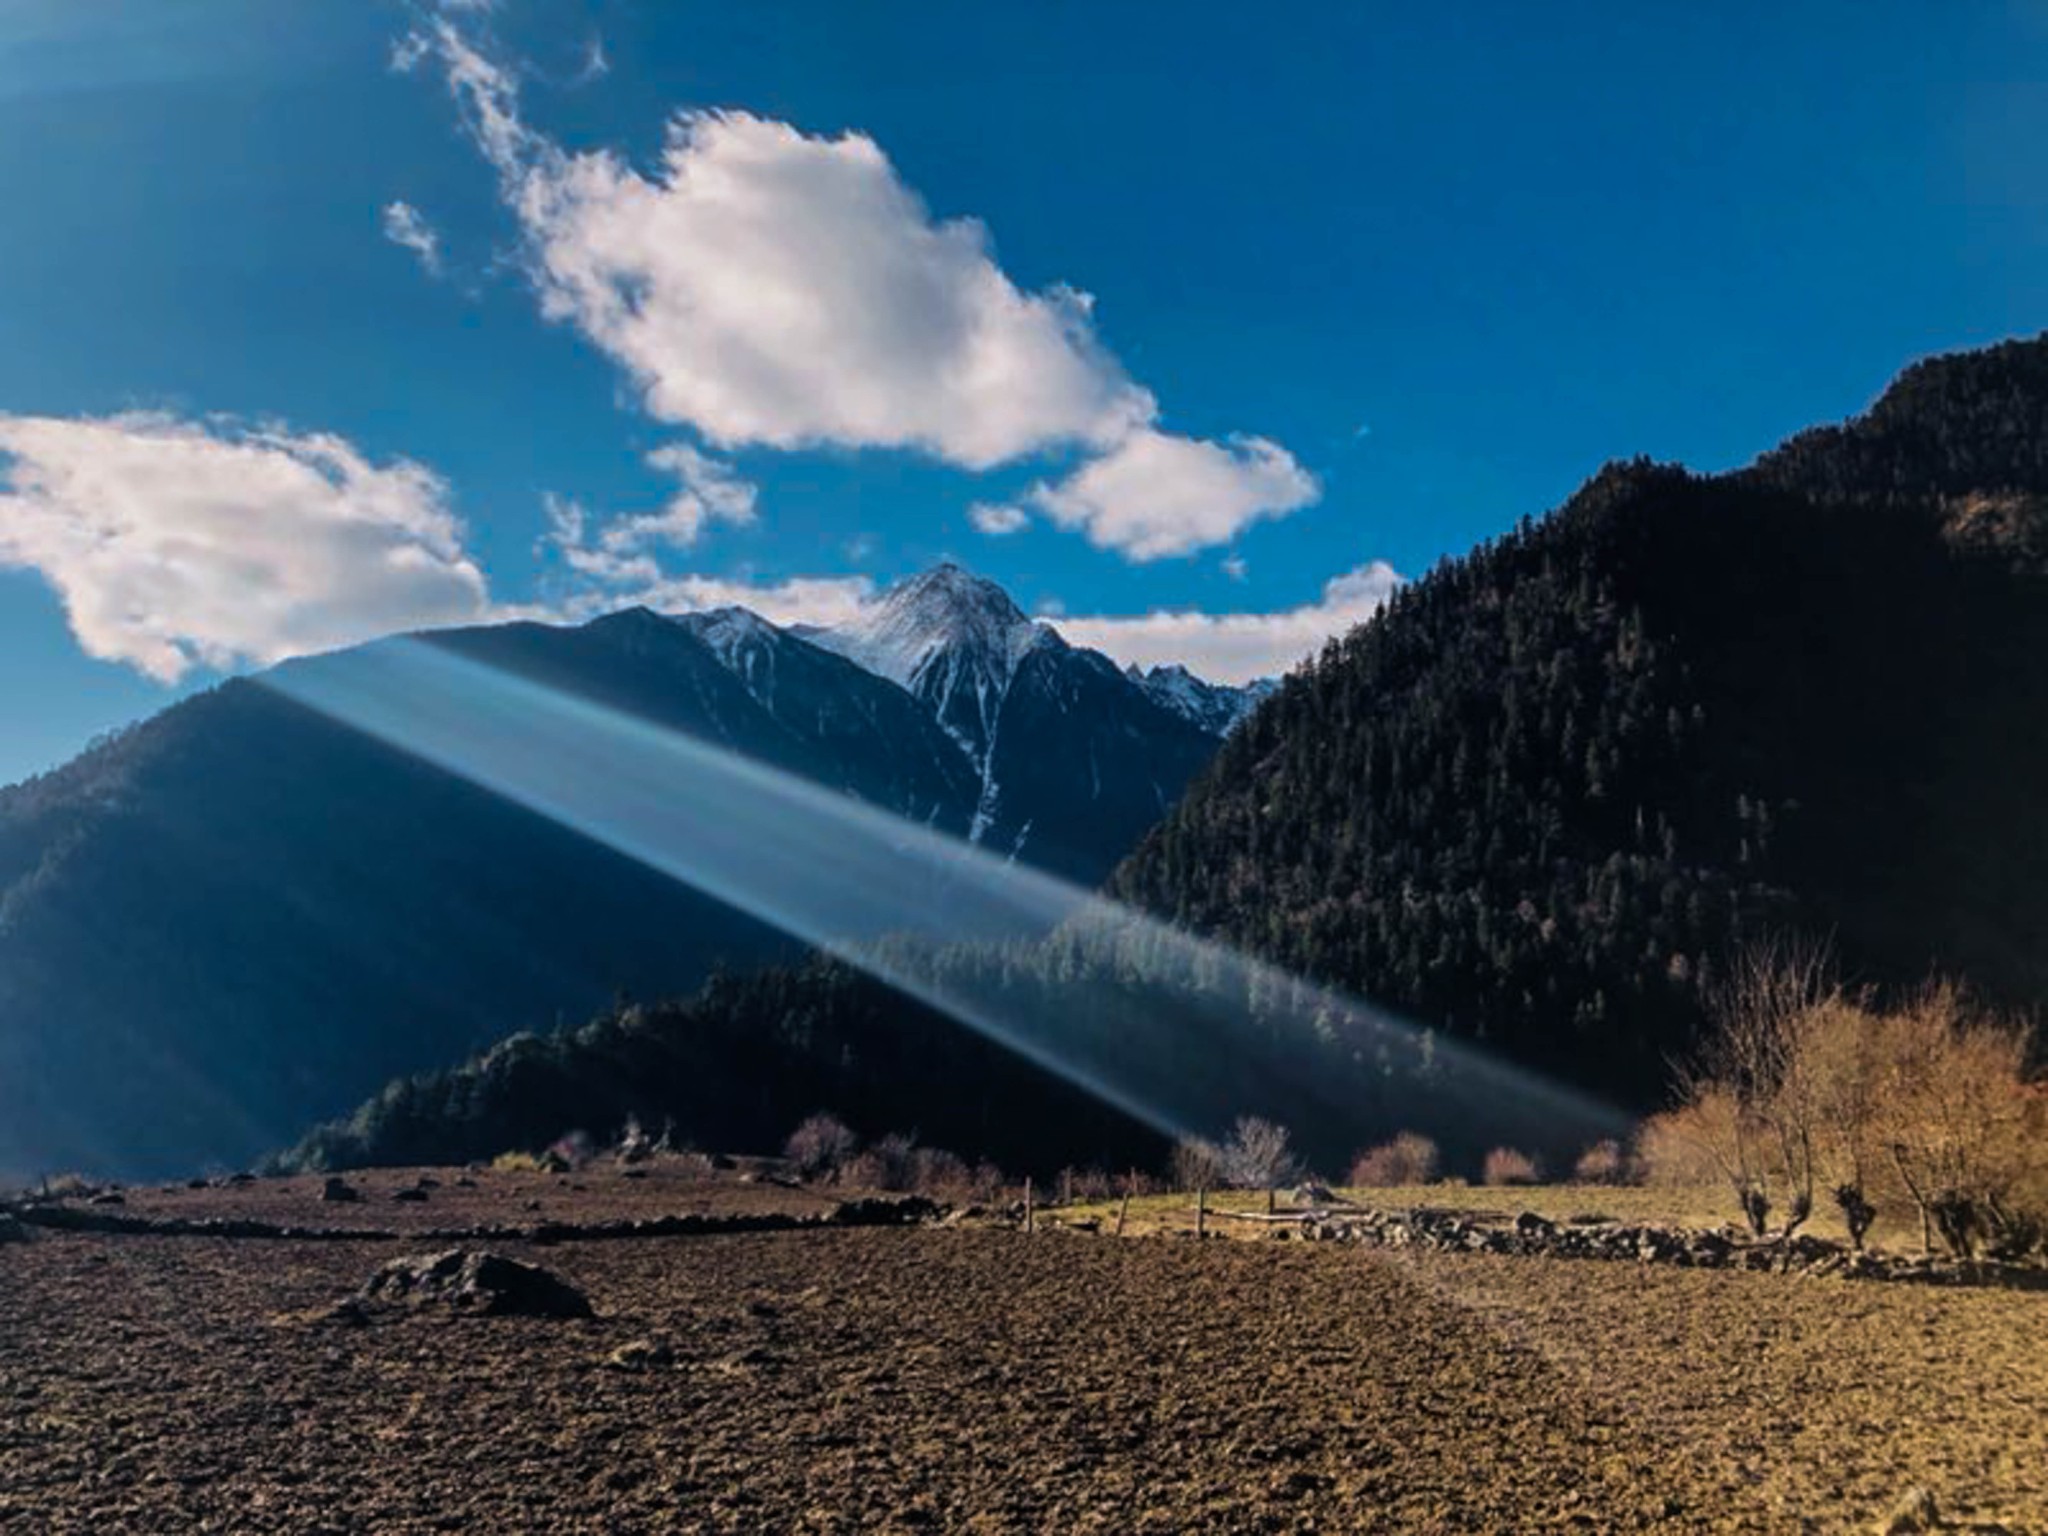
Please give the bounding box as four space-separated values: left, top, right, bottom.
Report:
1056 1181 1934 1251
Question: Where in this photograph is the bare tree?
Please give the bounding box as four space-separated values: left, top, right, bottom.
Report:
1221 1116 1302 1190
1879 983 2035 1258
1676 936 1836 1238
1168 1137 1228 1192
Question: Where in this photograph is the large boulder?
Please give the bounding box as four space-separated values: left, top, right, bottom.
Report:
354 1249 593 1319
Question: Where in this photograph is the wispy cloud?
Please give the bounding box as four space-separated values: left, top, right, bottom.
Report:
571 33 610 86
0 413 491 681
541 444 759 584
381 199 445 276
967 501 1029 536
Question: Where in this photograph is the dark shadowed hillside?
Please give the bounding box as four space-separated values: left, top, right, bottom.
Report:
1108 335 2048 1106
0 583 1243 1179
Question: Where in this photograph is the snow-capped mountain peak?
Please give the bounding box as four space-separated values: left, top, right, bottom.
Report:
673 605 783 667
810 561 1045 694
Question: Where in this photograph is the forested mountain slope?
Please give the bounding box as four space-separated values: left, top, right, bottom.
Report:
0 574 1245 1179
1108 334 2048 1105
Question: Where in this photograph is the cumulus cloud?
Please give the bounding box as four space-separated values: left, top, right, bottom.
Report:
381 200 445 276
0 413 491 682
992 427 1317 561
413 21 1315 559
967 501 1028 536
1050 560 1404 684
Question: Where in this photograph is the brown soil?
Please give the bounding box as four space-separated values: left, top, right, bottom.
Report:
4 1172 2044 1533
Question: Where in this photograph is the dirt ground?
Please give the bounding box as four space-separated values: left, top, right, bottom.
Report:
4 1171 2045 1533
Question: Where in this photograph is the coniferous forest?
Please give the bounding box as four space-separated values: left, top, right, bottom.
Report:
297 335 2048 1176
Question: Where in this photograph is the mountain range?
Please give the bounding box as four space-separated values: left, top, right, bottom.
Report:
296 332 2048 1179
0 565 1265 1178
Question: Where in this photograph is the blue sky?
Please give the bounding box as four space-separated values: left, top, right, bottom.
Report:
1 0 2045 786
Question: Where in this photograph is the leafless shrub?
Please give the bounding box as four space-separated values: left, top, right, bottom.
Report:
1876 982 2040 1258
1669 937 1837 1236
784 1113 859 1181
1221 1116 1302 1190
1482 1147 1544 1186
842 1131 920 1192
1348 1131 1441 1187
1168 1137 1228 1192
1652 942 2048 1255
909 1147 970 1195
967 1161 1008 1204
1571 1139 1634 1186
1061 1167 1118 1202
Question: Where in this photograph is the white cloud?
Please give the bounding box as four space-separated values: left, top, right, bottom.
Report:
999 427 1318 561
542 444 758 586
0 413 491 682
967 501 1028 536
1050 560 1404 684
389 31 431 73
381 200 445 276
415 22 1317 560
1221 554 1248 581
545 558 879 632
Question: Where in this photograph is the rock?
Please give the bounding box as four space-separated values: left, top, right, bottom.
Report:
831 1196 945 1227
320 1176 361 1204
0 1213 29 1244
355 1249 594 1319
392 1186 429 1204
604 1338 676 1372
87 1191 125 1207
1294 1183 1337 1206
1877 1486 1939 1534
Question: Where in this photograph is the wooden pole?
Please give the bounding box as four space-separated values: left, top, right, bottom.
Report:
1115 1189 1131 1239
1197 1186 1207 1239
1266 1185 1276 1215
1024 1176 1035 1235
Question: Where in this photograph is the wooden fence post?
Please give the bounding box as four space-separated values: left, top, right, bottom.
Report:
1024 1176 1035 1235
1115 1189 1131 1239
1197 1186 1207 1239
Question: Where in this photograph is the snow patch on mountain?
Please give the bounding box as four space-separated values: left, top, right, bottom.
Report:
1125 662 1276 735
